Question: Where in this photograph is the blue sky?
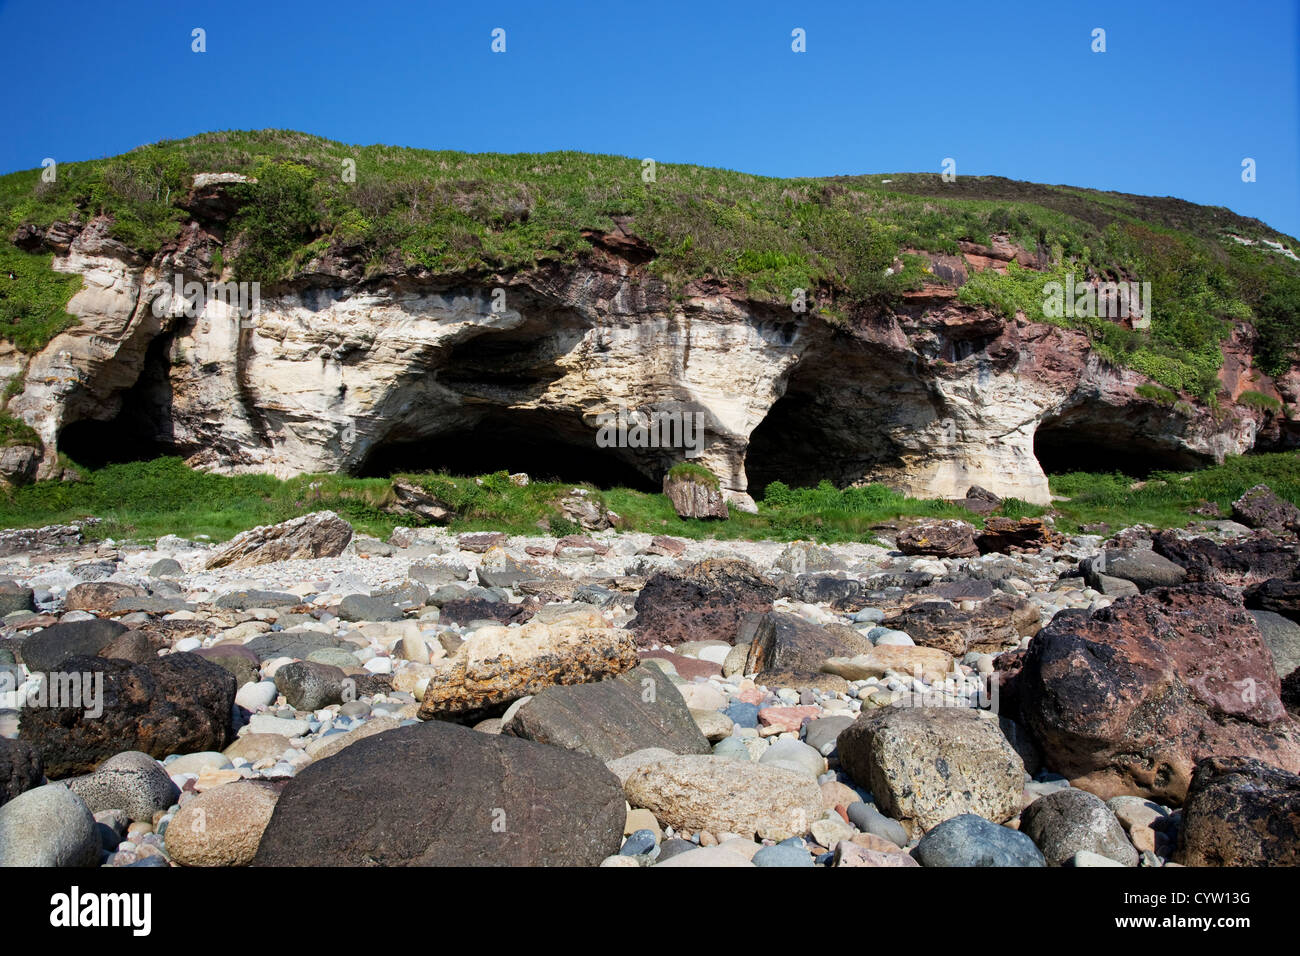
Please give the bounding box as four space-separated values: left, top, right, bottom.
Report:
2 0 1297 237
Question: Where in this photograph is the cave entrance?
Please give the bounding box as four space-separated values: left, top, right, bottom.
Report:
56 333 180 468
744 352 910 498
358 408 661 491
1033 414 1207 477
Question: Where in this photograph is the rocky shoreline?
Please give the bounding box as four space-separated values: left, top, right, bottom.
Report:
0 485 1298 868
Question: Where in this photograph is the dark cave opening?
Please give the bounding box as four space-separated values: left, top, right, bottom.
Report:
1033 417 1207 477
358 409 662 491
56 334 180 468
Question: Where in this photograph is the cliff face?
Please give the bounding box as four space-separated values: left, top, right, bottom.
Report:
1 206 1269 506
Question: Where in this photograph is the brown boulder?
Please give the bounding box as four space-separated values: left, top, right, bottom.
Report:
897 520 978 558
1175 756 1300 865
631 558 775 648
745 611 873 679
663 472 728 520
64 581 146 612
1018 584 1300 804
976 517 1063 554
205 511 353 569
1232 484 1300 536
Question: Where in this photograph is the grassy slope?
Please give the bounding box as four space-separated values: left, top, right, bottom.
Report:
1 454 1296 546
1 130 1297 401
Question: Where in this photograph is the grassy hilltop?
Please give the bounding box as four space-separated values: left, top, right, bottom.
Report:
1 129 1299 402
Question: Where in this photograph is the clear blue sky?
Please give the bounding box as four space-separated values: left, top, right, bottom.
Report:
2 0 1297 237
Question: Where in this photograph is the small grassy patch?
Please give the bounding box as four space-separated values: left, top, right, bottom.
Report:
0 246 82 352
666 461 719 488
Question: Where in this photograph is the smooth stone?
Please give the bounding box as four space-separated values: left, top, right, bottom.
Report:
0 784 100 866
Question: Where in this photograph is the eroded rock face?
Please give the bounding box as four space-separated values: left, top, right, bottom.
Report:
5 223 1264 504
1018 585 1300 804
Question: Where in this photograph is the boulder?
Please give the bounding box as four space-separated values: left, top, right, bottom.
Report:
416 620 638 720
64 750 179 822
0 784 100 867
897 520 978 558
913 813 1046 867
167 782 279 866
0 738 43 807
0 579 36 616
663 471 728 520
745 611 872 683
214 589 302 610
1246 577 1300 623
253 721 625 866
631 558 775 648
1081 549 1187 592
205 511 354 569
64 581 146 612
273 660 348 711
1232 483 1300 536
976 517 1063 554
1154 530 1298 588
19 618 128 672
773 541 846 574
19 653 237 777
836 707 1024 834
623 755 823 841
1249 609 1300 677
386 478 454 524
1019 788 1138 867
821 644 954 683
1017 584 1300 803
502 664 710 760
1175 756 1300 866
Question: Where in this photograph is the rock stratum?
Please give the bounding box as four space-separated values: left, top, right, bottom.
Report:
2 134 1296 503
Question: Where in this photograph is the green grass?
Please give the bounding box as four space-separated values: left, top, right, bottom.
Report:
1047 452 1300 532
0 413 42 450
2 129 1297 379
0 245 82 352
1 454 1297 546
666 461 719 488
1238 390 1284 413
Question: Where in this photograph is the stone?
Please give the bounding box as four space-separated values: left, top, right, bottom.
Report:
1232 483 1300 535
631 559 775 648
100 630 156 664
0 580 36 616
821 645 954 683
1175 756 1300 866
304 717 403 761
691 709 734 743
19 618 128 672
234 680 277 711
166 782 279 866
0 784 100 867
746 611 872 685
913 813 1046 867
273 660 347 711
897 520 979 558
1249 609 1300 677
623 755 822 842
834 842 921 867
457 532 506 553
837 707 1024 833
976 517 1063 554
214 589 301 611
1246 576 1300 623
0 738 43 807
663 471 728 520
752 843 815 867
758 705 820 734
149 558 183 578
244 630 350 663
722 642 751 677
64 581 145 612
338 594 404 623
65 751 180 822
502 664 711 760
758 738 825 778
205 511 354 569
606 747 678 784
253 721 625 866
417 620 638 720
387 478 455 523
1082 549 1187 592
1017 584 1300 803
19 653 237 777
774 542 846 574
1020 788 1138 867
224 733 291 763
846 801 910 847
803 715 856 757
654 846 752 867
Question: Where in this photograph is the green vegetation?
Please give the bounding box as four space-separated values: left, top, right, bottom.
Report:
1238 390 1283 413
0 245 82 352
666 461 719 488
1 454 1297 546
1135 383 1178 405
1048 452 1300 532
0 413 42 450
1 129 1296 381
